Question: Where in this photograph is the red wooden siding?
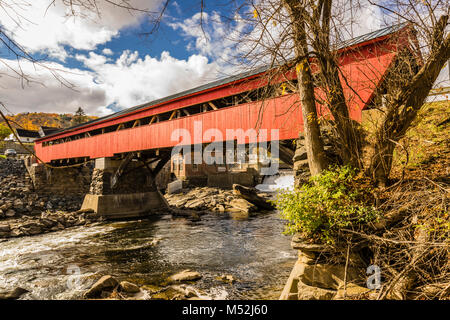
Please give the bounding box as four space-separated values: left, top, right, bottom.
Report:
35 29 406 163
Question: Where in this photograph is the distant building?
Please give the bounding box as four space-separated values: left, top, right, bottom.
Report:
38 126 60 138
4 129 40 143
171 151 227 180
170 147 271 187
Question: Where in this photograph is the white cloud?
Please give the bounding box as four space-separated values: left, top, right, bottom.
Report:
0 0 162 60
75 52 111 69
0 0 223 117
76 50 219 110
168 11 248 74
172 1 182 16
330 0 386 41
0 49 219 117
0 59 105 115
102 48 114 55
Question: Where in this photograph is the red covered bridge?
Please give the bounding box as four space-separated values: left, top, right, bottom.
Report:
34 24 414 165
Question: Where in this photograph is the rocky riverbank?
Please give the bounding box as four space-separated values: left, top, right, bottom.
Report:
279 234 371 300
0 159 83 219
0 209 103 239
0 159 101 239
0 158 276 239
165 184 274 217
80 269 235 300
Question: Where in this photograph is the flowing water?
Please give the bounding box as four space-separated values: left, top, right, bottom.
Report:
0 174 297 300
255 170 294 192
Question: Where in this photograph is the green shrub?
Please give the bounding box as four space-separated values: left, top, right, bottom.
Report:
274 165 379 244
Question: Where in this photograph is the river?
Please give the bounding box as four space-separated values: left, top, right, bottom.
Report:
0 213 295 300
0 174 296 300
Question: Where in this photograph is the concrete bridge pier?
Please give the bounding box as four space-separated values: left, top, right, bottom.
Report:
81 154 170 219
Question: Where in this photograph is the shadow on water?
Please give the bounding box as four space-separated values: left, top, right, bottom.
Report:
0 211 296 300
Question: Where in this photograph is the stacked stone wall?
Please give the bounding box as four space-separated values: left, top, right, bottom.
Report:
89 165 154 195
280 234 371 300
27 162 92 196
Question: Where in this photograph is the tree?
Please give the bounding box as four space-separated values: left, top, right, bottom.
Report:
0 123 12 140
366 2 450 184
71 107 88 126
217 0 449 184
210 0 378 176
282 0 329 175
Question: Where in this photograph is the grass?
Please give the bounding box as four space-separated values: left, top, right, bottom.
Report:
360 100 450 180
390 100 450 179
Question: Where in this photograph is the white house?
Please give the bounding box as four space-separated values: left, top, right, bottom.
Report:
4 129 40 143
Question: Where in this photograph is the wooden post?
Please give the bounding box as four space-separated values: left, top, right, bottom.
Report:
132 120 141 128
208 102 218 110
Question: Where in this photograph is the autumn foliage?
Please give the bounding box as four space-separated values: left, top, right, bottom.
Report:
0 112 97 131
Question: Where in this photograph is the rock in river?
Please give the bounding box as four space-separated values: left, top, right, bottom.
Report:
216 274 236 283
84 275 119 298
0 287 29 300
229 198 257 214
119 281 141 294
0 224 10 236
168 270 202 282
232 184 274 210
165 186 273 215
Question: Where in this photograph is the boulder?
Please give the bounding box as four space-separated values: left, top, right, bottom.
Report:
0 287 29 300
184 199 205 210
291 233 332 253
173 198 191 208
13 199 24 211
297 281 336 300
119 281 140 293
171 285 199 298
0 224 10 233
0 203 10 211
168 270 202 282
20 222 43 235
297 251 317 265
39 218 57 228
334 283 371 300
232 184 274 210
213 204 225 213
293 147 307 162
141 284 163 294
5 209 16 217
84 275 118 298
150 287 184 300
300 264 363 290
293 159 309 171
216 274 236 283
229 198 257 214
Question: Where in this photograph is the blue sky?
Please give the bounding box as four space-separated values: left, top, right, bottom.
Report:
65 2 206 70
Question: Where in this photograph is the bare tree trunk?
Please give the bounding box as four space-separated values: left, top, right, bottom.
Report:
317 46 364 169
284 0 328 176
307 0 363 169
370 15 450 185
